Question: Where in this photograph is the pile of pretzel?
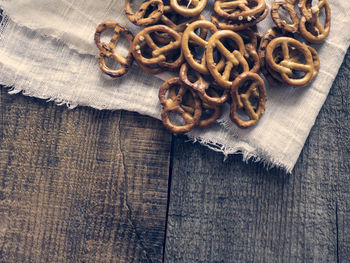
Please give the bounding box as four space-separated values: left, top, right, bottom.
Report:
94 0 331 134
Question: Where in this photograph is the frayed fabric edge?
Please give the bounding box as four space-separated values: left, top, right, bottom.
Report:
4 84 78 109
186 134 293 174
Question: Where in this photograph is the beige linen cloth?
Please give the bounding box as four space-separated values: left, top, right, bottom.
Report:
0 0 349 172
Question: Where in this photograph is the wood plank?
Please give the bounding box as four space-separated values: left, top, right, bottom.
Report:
165 48 350 263
0 90 172 263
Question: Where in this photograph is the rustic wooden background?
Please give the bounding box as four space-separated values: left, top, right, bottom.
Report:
0 49 349 262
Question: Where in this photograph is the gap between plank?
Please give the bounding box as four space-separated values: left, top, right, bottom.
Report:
162 135 175 263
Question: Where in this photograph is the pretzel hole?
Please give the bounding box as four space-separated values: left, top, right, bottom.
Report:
200 107 216 122
190 45 206 61
100 28 116 44
248 94 259 111
177 0 197 9
236 107 251 121
140 43 154 59
277 6 294 25
117 35 132 57
168 112 187 126
164 48 182 62
104 56 122 71
144 4 160 18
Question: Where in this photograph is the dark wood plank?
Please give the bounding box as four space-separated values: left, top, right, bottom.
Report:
0 90 172 263
165 48 350 263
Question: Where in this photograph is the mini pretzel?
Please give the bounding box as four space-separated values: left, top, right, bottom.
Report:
206 30 249 89
94 21 134 78
182 20 218 75
170 0 207 17
271 0 300 33
179 63 229 105
230 72 266 128
182 89 223 128
125 0 164 26
266 37 314 86
214 0 266 21
211 7 268 31
299 0 331 43
132 25 183 69
258 27 286 86
159 77 202 134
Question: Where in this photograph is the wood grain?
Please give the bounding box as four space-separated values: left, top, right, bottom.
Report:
164 48 350 263
0 91 172 263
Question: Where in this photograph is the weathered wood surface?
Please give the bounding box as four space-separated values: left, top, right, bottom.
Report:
164 48 350 263
0 91 172 263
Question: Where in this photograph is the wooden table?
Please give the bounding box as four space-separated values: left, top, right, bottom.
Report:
0 48 349 263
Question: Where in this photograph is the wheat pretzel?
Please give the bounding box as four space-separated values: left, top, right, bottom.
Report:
132 25 183 70
94 21 134 78
265 37 314 86
271 0 300 33
125 0 164 26
158 77 202 134
299 0 331 43
182 20 218 75
230 72 266 128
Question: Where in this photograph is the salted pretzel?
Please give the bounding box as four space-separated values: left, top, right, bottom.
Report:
271 0 300 33
299 0 331 43
206 30 249 89
182 20 218 75
125 0 164 26
211 7 268 31
181 88 223 128
179 63 229 105
159 77 202 134
214 0 266 21
230 72 266 128
170 0 207 17
265 37 314 87
132 25 183 70
94 21 134 78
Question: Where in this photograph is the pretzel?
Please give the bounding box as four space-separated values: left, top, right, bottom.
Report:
181 88 223 128
230 72 266 128
125 0 164 26
258 27 287 86
214 0 266 21
206 30 249 89
159 77 202 134
299 0 331 43
94 21 134 78
271 0 300 33
182 20 218 75
179 63 229 105
211 7 268 31
132 25 183 70
265 37 314 87
170 0 207 17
